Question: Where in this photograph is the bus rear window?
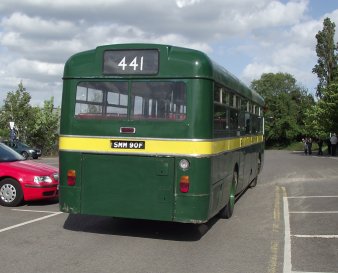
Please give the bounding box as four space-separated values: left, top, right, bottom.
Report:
74 81 186 121
131 82 186 120
75 82 128 119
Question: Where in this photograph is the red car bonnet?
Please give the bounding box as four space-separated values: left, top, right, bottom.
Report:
3 160 58 175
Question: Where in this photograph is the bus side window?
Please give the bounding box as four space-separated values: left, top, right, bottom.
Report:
213 85 229 137
252 115 260 134
245 112 251 134
229 108 239 135
213 103 228 137
131 81 186 120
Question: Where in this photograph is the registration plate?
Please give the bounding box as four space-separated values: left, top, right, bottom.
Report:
111 140 145 149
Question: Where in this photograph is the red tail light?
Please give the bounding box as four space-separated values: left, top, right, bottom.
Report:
67 170 76 186
180 176 190 193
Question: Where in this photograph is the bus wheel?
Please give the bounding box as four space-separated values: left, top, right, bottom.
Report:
250 156 261 188
220 171 237 219
250 177 258 188
0 178 23 207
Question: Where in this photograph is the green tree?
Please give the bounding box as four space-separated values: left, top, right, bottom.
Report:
303 104 326 140
322 83 338 133
0 127 7 140
305 83 338 136
306 17 338 137
312 17 338 98
28 97 60 155
0 82 60 155
251 73 314 147
0 82 34 142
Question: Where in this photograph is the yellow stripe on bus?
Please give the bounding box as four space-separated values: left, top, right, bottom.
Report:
59 135 264 157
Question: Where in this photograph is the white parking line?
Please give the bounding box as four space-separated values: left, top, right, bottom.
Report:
12 209 61 214
288 196 338 199
292 235 338 239
292 271 337 273
0 209 62 233
268 186 282 273
283 194 338 273
290 211 338 214
283 195 292 273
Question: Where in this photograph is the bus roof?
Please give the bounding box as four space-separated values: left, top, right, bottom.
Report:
63 43 264 106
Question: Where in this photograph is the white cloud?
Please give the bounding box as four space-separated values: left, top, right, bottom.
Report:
2 12 76 39
242 63 280 83
272 43 315 67
240 6 338 93
0 0 337 105
176 0 202 8
8 59 63 79
289 20 322 45
231 0 308 30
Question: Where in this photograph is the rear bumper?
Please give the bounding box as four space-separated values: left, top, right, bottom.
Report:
29 151 41 159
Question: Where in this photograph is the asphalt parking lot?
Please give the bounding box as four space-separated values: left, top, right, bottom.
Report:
283 183 338 273
0 151 338 273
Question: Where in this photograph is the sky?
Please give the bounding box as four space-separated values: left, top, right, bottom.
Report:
0 0 338 107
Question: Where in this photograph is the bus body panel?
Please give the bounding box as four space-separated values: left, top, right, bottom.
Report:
211 151 237 209
80 154 175 221
174 195 210 223
59 151 82 214
174 157 212 223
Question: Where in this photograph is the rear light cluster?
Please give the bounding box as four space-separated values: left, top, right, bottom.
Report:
179 175 190 193
178 159 190 193
67 170 76 186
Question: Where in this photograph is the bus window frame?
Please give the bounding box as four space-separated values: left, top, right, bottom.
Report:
74 81 129 120
130 81 187 121
213 83 263 138
73 80 188 122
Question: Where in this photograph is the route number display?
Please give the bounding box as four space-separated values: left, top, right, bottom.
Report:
103 49 159 75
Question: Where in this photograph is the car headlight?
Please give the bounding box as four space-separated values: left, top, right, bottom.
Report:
29 149 35 153
34 176 53 183
53 173 59 181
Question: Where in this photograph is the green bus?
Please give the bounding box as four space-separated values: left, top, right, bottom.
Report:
59 43 264 223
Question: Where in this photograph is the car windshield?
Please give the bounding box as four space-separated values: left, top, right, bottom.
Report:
0 143 25 162
18 142 30 148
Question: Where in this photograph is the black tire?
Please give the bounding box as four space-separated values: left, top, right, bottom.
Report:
21 151 29 159
250 177 258 188
32 155 38 159
0 178 24 207
220 171 238 219
250 156 261 188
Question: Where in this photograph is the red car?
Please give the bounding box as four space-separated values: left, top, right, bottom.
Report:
0 143 59 207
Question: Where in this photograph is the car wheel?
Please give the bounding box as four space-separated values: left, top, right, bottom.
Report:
32 155 38 159
0 179 24 207
21 151 29 159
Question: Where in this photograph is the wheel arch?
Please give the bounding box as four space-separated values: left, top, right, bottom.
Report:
0 175 19 183
0 177 24 206
0 176 26 198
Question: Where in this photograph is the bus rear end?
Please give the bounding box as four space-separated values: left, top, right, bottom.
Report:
61 152 177 221
59 44 214 223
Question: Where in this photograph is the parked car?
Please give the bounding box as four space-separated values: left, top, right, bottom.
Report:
0 143 58 207
1 140 42 159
